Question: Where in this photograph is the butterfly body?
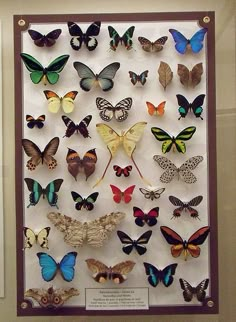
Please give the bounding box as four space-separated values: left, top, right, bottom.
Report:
62 115 92 138
44 90 78 114
23 227 51 249
71 191 99 211
138 36 168 52
110 184 135 203
133 206 159 227
117 230 152 255
146 101 166 116
113 165 132 177
28 29 62 47
108 26 135 51
179 278 209 302
177 94 205 120
26 115 45 129
129 70 149 85
143 262 178 287
139 187 165 201
169 195 203 218
177 63 203 87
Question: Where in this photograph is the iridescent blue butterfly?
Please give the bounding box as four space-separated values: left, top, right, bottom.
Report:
143 262 178 287
128 70 148 86
37 252 77 282
169 28 207 54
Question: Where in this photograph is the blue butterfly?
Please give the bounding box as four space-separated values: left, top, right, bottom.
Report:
143 262 178 287
37 252 77 282
169 28 207 54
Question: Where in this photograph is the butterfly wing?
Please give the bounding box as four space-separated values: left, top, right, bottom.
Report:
138 37 152 52
128 71 138 85
73 62 96 91
187 195 203 218
114 97 132 122
108 26 121 51
195 278 209 302
191 94 205 119
28 30 45 47
117 230 134 255
123 185 136 203
96 97 115 121
80 148 97 180
66 148 81 180
46 55 69 85
132 207 146 227
121 26 135 50
151 127 173 153
62 115 76 137
61 91 78 113
59 252 77 282
97 62 120 91
177 64 190 87
139 70 149 85
153 155 178 183
24 178 43 207
190 63 203 87
37 252 58 282
190 28 207 53
85 258 110 283
84 21 101 50
174 126 196 153
20 53 44 84
179 156 204 183
42 137 59 169
161 263 178 287
83 192 99 211
143 262 160 287
67 22 84 50
134 230 152 255
111 261 136 283
96 123 120 156
44 29 62 47
160 226 184 257
123 122 147 157
23 227 36 249
187 226 210 258
37 227 51 248
110 185 122 203
176 94 191 119
179 278 195 302
22 139 43 170
43 90 61 113
77 115 92 138
169 29 189 54
169 195 184 217
45 179 63 208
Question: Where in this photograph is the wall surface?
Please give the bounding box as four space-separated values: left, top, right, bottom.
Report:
0 0 235 321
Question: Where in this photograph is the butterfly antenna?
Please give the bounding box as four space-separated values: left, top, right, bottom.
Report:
131 155 151 186
178 116 182 120
93 154 113 188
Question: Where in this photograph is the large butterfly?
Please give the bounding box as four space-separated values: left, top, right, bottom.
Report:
71 191 99 211
67 21 101 51
62 115 92 138
86 258 135 283
23 227 51 249
43 90 78 114
143 262 178 287
26 115 45 129
20 53 69 85
128 70 149 86
179 278 209 302
153 155 204 184
151 126 196 153
169 28 207 54
110 185 135 203
73 61 120 91
160 226 210 260
117 230 152 255
113 165 132 177
22 137 59 170
177 63 203 87
176 94 205 120
37 252 77 282
169 195 203 219
133 206 159 227
139 187 165 201
66 148 97 181
96 97 132 122
24 178 63 208
108 26 135 51
146 101 166 116
28 29 62 47
138 36 168 52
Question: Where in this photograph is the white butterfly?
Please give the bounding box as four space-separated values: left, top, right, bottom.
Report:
96 97 132 122
139 187 165 200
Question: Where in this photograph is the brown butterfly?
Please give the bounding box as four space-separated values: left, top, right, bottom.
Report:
177 63 203 87
22 137 59 170
138 36 168 52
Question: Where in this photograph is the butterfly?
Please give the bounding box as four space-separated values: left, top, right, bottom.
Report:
22 137 59 170
143 262 178 287
23 227 51 249
151 126 196 153
26 115 45 129
73 61 120 91
71 191 99 211
47 211 125 247
24 178 63 208
160 226 210 260
43 90 78 114
66 148 97 181
176 94 205 120
28 29 62 47
117 230 152 255
139 187 165 201
86 258 135 283
158 61 173 90
108 26 135 51
96 97 132 122
67 21 101 51
128 70 149 86
24 286 80 309
179 278 209 302
169 195 203 219
177 63 203 87
20 53 69 85
62 115 92 138
153 155 204 184
138 36 168 52
169 28 207 54
146 101 166 116
110 185 135 203
37 252 77 282
113 165 132 177
133 206 159 227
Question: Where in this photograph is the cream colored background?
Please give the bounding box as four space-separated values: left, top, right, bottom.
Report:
0 0 235 321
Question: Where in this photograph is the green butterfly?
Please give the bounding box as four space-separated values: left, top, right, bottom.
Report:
108 26 135 51
20 53 69 85
151 126 196 153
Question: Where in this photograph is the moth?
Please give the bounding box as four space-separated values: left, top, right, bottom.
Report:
138 36 168 52
108 26 135 51
146 101 166 116
117 230 152 255
23 227 50 249
179 278 209 302
128 70 149 86
176 94 205 120
139 187 165 201
62 115 92 138
96 97 132 122
133 206 159 227
28 29 62 47
110 184 135 204
169 195 203 219
113 165 132 177
158 61 173 90
143 262 178 287
43 90 78 114
26 115 45 129
71 191 99 211
177 63 203 87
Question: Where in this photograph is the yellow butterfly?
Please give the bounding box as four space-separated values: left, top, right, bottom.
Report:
43 90 78 114
23 227 51 249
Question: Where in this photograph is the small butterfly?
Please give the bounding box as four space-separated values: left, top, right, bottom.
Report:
169 28 207 54
117 230 152 255
143 262 178 287
24 178 63 208
133 206 159 227
62 115 92 138
128 70 149 86
177 63 203 87
20 53 69 85
108 26 135 51
139 187 165 201
179 278 209 302
22 137 59 170
66 148 97 181
86 258 135 283
67 21 101 51
73 61 120 91
153 155 203 184
26 115 45 129
146 101 166 116
113 165 132 177
110 185 135 204
71 191 99 211
169 195 203 218
176 94 205 120
96 97 132 122
37 252 77 282
23 227 51 249
138 36 168 52
43 90 78 114
160 226 210 260
28 29 62 47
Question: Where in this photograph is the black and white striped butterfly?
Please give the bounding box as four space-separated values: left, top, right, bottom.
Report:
128 70 149 85
169 195 203 218
179 278 209 302
117 230 152 255
139 187 165 200
62 115 92 138
96 97 132 122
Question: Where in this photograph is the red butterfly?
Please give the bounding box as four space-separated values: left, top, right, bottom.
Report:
133 207 159 227
113 165 132 177
110 185 135 203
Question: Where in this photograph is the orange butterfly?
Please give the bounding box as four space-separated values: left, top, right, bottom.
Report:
146 101 166 116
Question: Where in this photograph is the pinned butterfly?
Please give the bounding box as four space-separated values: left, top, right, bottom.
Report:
158 61 173 90
44 90 78 114
62 115 92 138
146 101 166 116
139 187 165 201
169 195 203 219
96 97 132 122
71 191 99 211
138 36 168 52
108 26 135 51
177 63 203 87
143 262 178 287
133 206 159 227
26 115 45 129
113 165 132 177
23 227 50 249
28 29 62 47
110 185 135 204
179 278 209 302
117 230 152 255
128 70 148 86
176 94 205 120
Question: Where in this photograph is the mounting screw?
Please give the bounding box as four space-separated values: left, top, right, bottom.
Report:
21 301 28 309
203 16 210 23
18 19 26 26
207 300 214 307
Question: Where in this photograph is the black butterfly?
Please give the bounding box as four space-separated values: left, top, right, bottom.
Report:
179 278 209 302
26 115 45 129
169 195 203 218
108 26 135 51
71 191 99 211
62 115 92 138
144 262 178 287
28 29 62 47
176 94 205 120
117 230 152 255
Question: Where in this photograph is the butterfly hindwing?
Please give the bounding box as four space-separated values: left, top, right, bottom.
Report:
117 230 152 255
143 262 178 287
108 26 135 51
